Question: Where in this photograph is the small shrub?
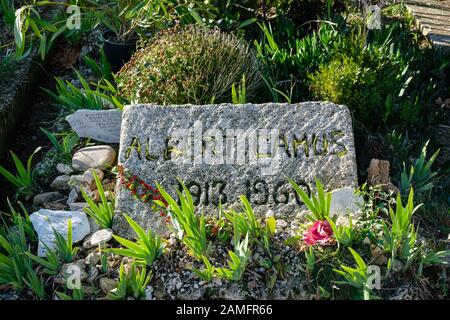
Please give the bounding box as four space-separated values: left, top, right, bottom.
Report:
116 26 261 105
308 50 404 128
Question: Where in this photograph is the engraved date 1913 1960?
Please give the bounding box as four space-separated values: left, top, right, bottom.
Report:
176 178 311 207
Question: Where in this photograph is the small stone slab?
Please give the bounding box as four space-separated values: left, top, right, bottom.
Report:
114 103 358 236
66 109 122 143
90 229 113 247
329 187 363 216
30 209 91 257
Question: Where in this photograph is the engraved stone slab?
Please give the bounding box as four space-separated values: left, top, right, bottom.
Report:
66 109 122 143
114 103 358 236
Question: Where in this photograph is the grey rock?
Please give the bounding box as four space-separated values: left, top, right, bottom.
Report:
29 209 91 257
88 217 100 234
114 103 358 237
144 286 153 300
69 202 89 212
33 192 63 207
329 187 363 217
67 187 81 204
83 234 93 250
50 175 71 192
42 202 68 211
82 168 104 190
56 163 74 175
85 252 100 265
72 145 116 171
87 266 99 282
55 260 88 285
100 277 117 294
68 175 84 188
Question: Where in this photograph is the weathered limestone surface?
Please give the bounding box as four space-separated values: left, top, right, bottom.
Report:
114 103 358 236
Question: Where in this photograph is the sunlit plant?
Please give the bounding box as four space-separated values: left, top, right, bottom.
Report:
107 263 151 300
0 148 40 197
108 214 163 267
82 170 115 229
288 177 331 221
155 181 212 260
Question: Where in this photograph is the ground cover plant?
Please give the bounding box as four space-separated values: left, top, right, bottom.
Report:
0 0 448 302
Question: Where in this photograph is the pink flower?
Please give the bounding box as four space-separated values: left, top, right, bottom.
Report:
303 220 334 246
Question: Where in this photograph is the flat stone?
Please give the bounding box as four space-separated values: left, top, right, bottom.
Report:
114 103 358 236
85 252 100 265
67 187 81 204
42 202 68 211
29 209 91 257
329 187 363 216
69 202 90 212
88 217 100 234
56 163 74 175
33 192 63 207
50 175 71 193
66 109 122 143
82 168 104 190
90 229 113 247
68 175 84 188
72 145 116 171
100 277 117 294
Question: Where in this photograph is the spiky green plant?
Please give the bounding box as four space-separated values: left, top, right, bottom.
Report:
224 195 275 256
52 219 79 263
400 141 439 197
26 244 61 276
155 181 212 260
215 234 251 282
0 217 32 289
334 248 373 300
327 216 358 248
381 188 422 274
40 128 79 162
288 177 332 221
23 265 47 299
108 214 163 267
42 71 105 113
0 148 40 197
81 170 115 229
106 263 151 300
55 288 85 300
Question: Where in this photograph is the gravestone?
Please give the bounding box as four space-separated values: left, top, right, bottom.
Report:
114 103 358 236
66 109 122 143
